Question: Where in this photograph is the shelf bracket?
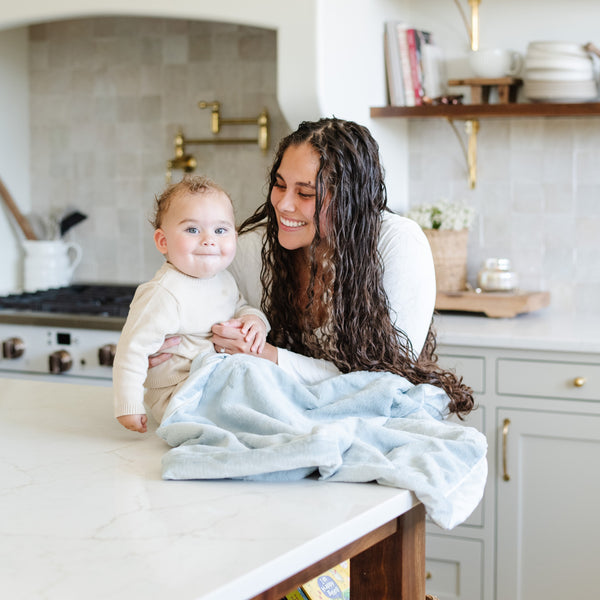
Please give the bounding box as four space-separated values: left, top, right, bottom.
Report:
453 0 481 50
469 0 481 51
447 118 480 189
466 119 479 189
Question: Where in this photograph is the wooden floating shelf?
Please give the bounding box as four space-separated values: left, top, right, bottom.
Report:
370 102 600 120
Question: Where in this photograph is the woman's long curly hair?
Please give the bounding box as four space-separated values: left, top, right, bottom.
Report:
239 118 474 418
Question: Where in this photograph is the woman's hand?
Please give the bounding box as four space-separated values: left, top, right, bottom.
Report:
211 319 278 363
148 336 181 369
117 414 148 433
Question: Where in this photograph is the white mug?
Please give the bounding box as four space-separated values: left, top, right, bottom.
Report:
469 48 523 78
22 240 82 292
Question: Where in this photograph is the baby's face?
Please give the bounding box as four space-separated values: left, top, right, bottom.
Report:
154 189 237 279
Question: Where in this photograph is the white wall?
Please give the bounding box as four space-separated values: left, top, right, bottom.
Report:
410 0 600 77
316 0 410 212
0 27 29 294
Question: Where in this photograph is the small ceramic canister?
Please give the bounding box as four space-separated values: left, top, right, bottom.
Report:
477 258 518 292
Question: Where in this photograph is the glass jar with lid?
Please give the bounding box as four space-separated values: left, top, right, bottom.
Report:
477 258 518 292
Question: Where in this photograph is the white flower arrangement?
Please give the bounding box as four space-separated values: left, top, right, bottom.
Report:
406 200 475 231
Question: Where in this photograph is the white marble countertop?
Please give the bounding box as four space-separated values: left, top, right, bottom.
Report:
434 310 600 354
0 379 415 600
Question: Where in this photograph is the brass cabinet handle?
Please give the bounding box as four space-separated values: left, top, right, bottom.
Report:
573 377 586 388
502 418 511 482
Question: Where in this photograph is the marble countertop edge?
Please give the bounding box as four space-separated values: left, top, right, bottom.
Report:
434 310 600 354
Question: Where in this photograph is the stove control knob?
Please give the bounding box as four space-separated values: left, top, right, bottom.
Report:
49 350 72 374
3 337 25 359
98 344 117 367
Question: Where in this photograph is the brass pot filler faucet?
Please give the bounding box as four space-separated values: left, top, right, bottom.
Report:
166 101 269 182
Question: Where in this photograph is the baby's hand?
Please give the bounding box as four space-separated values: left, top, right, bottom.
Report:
117 414 148 433
239 315 267 354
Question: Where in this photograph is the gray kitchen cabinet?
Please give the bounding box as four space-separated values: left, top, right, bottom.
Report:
496 407 600 599
426 344 600 600
425 534 484 600
425 348 492 600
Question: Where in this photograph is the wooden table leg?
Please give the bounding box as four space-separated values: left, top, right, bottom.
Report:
350 502 426 600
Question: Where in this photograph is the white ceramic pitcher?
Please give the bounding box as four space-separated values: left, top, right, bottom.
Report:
22 240 82 292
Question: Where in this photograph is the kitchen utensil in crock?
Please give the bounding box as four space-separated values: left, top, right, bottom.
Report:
59 210 88 236
25 211 52 240
0 176 38 240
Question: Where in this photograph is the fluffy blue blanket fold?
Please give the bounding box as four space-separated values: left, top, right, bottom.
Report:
156 352 488 530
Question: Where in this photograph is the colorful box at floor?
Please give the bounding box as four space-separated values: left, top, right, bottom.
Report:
285 561 350 600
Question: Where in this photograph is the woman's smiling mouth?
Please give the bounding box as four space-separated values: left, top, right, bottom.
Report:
280 216 307 228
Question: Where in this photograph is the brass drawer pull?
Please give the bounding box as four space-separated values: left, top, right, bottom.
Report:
573 377 586 388
502 418 511 482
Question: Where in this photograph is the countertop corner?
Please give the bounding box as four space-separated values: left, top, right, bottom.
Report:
434 310 600 354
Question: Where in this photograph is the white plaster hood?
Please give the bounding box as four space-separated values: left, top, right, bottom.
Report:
0 0 405 135
0 0 411 201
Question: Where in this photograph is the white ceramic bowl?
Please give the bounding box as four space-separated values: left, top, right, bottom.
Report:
524 78 598 101
525 69 594 81
524 56 594 72
527 41 587 56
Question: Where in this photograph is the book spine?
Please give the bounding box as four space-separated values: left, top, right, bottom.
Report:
406 28 424 106
396 23 415 106
418 30 444 100
383 28 393 105
384 22 405 106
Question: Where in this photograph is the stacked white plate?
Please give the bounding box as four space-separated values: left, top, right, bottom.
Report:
524 41 598 102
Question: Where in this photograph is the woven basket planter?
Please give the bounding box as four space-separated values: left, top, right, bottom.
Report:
424 228 469 292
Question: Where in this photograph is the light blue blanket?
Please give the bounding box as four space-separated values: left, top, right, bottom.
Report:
157 352 487 530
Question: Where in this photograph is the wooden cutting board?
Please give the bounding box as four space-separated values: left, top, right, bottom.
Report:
435 290 550 318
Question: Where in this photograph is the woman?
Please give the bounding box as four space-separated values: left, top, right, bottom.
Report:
208 117 473 418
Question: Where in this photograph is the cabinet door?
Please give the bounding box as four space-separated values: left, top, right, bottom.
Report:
496 408 600 600
426 534 483 600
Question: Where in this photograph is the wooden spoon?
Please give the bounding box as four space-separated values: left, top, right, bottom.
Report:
0 176 37 240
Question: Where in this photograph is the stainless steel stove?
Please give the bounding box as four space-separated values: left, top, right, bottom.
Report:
0 284 137 385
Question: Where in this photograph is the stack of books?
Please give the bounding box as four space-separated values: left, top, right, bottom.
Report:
384 20 447 106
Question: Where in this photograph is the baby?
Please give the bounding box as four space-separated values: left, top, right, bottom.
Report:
113 175 269 433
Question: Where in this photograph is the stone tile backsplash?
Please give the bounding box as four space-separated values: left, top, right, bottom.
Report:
408 118 600 314
27 16 599 315
28 16 288 285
